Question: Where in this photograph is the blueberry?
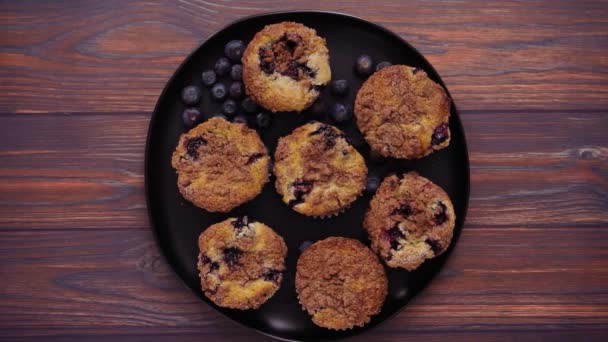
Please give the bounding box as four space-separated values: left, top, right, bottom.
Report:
210 113 228 121
201 70 217 87
210 83 227 102
229 82 244 99
355 54 374 77
431 123 449 145
182 108 202 128
376 61 392 72
214 57 231 77
225 40 246 62
230 64 243 81
330 103 352 124
256 112 272 129
330 79 349 96
222 99 238 117
308 98 325 118
181 85 201 105
241 96 258 114
365 174 381 195
233 114 248 125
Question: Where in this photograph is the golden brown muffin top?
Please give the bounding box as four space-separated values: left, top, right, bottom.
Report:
354 65 451 159
198 216 287 309
295 237 387 330
171 117 269 213
273 122 367 217
242 22 331 112
364 172 455 271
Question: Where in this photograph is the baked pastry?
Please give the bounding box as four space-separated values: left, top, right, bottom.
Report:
197 216 287 309
171 117 269 213
354 65 451 159
295 237 387 330
242 22 331 112
364 172 455 271
273 122 367 217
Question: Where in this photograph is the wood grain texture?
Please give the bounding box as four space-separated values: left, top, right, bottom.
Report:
1 0 607 113
1 0 607 341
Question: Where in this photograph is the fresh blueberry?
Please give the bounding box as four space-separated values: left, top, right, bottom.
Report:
229 82 244 99
355 54 374 77
233 114 248 125
182 108 202 128
365 174 381 195
201 70 217 87
224 40 246 62
256 112 272 129
181 85 201 105
376 61 392 72
210 83 227 102
330 79 349 96
214 57 231 77
241 96 258 114
222 99 238 117
308 98 326 118
330 102 352 124
210 113 228 121
230 64 243 81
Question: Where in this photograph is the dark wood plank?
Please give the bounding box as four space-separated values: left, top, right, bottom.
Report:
1 227 607 339
0 110 605 230
1 0 607 113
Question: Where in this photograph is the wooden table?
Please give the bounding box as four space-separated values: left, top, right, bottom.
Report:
1 1 607 340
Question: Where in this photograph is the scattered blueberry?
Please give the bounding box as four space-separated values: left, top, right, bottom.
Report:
330 102 352 124
308 98 325 118
355 54 374 77
330 79 349 96
376 61 392 72
431 123 449 145
222 99 238 117
230 64 243 81
210 83 227 102
181 85 201 105
229 82 244 99
434 202 448 225
241 96 258 114
224 40 246 62
233 114 248 125
256 112 272 129
201 70 217 87
365 174 381 195
182 108 202 128
210 113 228 121
214 57 231 77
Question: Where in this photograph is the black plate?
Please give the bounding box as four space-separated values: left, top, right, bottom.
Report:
145 11 469 341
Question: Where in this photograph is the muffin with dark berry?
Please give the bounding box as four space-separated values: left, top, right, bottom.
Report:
171 117 269 213
242 22 331 112
354 65 451 159
364 172 455 271
295 237 387 330
198 216 287 309
274 122 367 217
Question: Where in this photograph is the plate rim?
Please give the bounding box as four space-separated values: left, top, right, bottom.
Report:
144 10 471 342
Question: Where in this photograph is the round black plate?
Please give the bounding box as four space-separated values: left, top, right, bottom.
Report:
145 11 469 342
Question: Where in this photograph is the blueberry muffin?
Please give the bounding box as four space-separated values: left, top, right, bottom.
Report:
171 117 269 213
274 122 367 217
197 216 287 309
242 22 331 112
354 65 451 159
295 237 387 330
364 172 455 271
